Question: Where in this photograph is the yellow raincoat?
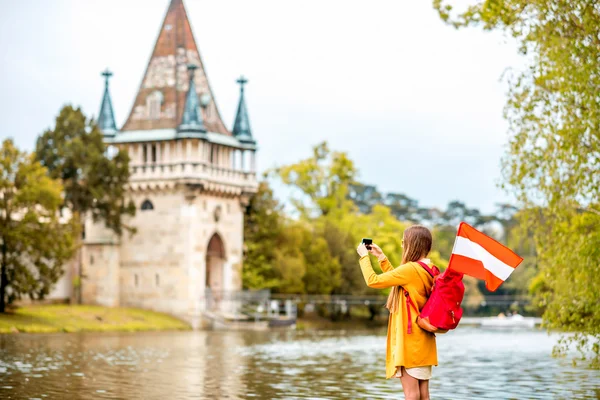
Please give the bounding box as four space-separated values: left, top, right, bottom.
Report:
359 255 438 379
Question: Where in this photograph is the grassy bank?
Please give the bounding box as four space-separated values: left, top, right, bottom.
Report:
0 305 191 333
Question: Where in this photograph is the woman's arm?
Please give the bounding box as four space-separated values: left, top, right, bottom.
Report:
358 255 413 289
379 256 394 273
368 244 394 272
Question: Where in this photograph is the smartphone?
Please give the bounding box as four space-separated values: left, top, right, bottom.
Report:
362 238 373 250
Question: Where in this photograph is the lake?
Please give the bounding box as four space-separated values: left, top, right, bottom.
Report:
0 327 598 399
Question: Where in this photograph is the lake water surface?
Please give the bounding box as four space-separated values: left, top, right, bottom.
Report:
0 327 598 399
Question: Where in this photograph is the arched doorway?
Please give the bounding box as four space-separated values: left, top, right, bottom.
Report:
206 233 225 304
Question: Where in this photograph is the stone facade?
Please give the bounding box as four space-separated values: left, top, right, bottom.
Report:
82 179 250 325
64 0 258 328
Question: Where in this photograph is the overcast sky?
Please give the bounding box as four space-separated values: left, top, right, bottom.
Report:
0 0 523 214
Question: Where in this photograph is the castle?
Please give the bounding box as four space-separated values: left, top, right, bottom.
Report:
59 0 258 327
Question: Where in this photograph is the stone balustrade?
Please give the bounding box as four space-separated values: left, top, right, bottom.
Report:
130 161 256 187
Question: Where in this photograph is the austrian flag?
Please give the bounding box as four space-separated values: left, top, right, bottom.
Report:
449 222 523 291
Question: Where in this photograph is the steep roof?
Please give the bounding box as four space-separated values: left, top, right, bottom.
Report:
121 0 229 135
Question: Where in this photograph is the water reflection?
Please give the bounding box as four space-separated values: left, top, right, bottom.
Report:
0 328 598 399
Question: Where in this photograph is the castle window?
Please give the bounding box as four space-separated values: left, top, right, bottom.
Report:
90 255 94 265
151 144 157 163
147 90 164 120
141 199 154 211
134 274 139 287
143 145 148 164
156 274 160 287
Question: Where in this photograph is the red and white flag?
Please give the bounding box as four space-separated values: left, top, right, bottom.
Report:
448 222 523 291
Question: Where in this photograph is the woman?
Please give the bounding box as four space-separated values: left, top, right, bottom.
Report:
356 225 437 400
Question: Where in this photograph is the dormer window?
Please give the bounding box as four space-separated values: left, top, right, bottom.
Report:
147 90 164 120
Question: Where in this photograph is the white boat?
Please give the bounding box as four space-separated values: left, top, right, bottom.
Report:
479 314 537 328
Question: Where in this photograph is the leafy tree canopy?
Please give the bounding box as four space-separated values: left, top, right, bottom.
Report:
0 139 78 312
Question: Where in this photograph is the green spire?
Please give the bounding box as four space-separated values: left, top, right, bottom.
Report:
232 75 255 144
179 64 206 133
98 69 117 137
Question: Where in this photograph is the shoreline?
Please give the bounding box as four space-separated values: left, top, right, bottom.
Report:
0 305 546 335
0 304 191 334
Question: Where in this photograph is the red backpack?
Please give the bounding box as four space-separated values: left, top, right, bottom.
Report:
404 261 465 334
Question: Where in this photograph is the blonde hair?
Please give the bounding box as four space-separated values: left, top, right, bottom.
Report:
385 225 432 313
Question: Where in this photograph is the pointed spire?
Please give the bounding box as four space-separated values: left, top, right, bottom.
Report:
178 64 206 133
121 0 230 135
232 75 255 144
98 68 117 137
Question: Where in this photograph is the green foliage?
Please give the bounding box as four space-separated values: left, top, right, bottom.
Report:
242 181 285 290
317 218 363 295
302 234 342 294
248 142 499 303
245 141 544 326
433 0 600 365
0 139 78 312
275 141 356 217
35 105 135 236
242 181 342 294
526 208 600 366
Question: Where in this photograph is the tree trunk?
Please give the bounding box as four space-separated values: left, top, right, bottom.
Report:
0 239 7 313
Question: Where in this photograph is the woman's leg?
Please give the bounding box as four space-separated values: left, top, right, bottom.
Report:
418 379 430 400
399 367 420 400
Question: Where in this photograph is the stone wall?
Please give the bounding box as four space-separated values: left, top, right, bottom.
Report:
80 244 120 307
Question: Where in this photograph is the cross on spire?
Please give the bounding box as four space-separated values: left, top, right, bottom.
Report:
236 75 248 91
101 68 113 84
187 63 198 76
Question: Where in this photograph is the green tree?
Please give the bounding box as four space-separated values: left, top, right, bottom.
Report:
319 218 363 295
275 141 356 218
273 142 355 294
35 105 135 303
384 192 421 223
301 233 342 294
0 139 78 312
434 0 600 365
272 222 310 294
242 180 342 294
242 181 284 290
347 183 383 214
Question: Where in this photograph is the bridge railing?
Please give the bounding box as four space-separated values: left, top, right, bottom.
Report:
202 289 297 321
202 290 533 318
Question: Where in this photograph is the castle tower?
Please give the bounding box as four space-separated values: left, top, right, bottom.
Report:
83 0 258 327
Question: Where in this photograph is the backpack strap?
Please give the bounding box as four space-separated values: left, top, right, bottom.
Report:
404 290 417 334
416 261 438 278
404 261 439 335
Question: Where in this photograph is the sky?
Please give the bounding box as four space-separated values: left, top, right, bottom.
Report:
0 0 523 214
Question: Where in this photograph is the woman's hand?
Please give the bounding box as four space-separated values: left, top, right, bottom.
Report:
369 243 385 260
356 243 369 257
